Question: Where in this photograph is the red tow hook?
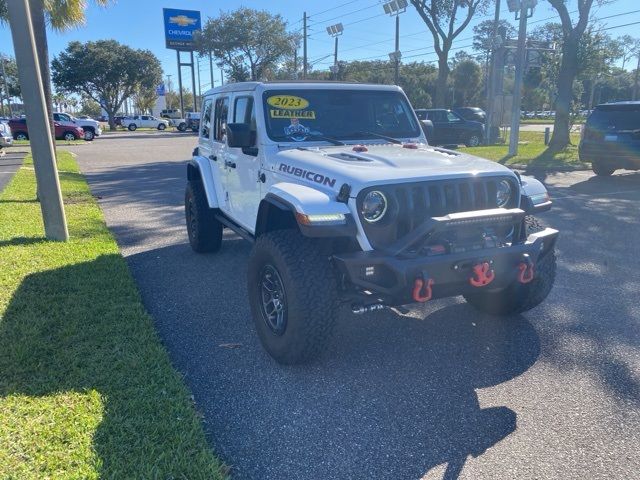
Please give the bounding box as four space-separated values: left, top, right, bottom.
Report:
469 261 495 287
412 274 434 302
518 254 535 284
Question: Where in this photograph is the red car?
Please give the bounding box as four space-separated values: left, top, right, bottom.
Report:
8 117 84 141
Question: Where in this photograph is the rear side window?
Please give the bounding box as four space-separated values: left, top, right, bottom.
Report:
200 98 213 139
214 97 229 142
588 106 640 131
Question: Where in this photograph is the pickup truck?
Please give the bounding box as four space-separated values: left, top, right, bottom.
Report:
53 112 102 141
121 115 169 131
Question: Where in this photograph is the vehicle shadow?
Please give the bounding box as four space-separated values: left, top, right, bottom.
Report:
124 240 541 480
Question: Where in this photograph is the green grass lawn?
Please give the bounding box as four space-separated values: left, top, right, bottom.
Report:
460 131 587 169
0 152 227 479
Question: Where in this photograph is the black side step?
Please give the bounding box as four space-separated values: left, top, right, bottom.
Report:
214 213 255 243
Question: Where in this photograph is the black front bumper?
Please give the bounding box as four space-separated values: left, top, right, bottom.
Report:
333 208 559 304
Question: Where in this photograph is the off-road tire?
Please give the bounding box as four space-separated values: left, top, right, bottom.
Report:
465 133 482 147
178 123 187 132
464 216 556 316
592 161 615 176
158 123 167 131
184 179 222 253
128 124 137 131
248 230 338 364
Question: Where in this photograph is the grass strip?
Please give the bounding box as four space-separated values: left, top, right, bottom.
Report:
460 131 587 169
0 152 227 479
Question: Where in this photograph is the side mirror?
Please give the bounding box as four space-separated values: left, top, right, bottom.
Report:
226 123 254 148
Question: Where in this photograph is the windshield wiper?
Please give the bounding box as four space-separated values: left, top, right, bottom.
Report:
351 131 403 144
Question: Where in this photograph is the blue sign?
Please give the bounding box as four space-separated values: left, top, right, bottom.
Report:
163 8 201 51
156 84 166 96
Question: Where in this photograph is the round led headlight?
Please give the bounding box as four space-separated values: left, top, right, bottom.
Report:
361 190 388 223
496 180 512 207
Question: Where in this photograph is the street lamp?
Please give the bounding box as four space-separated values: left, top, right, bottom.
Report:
326 23 344 80
383 0 407 85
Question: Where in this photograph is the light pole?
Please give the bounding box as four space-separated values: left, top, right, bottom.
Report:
166 74 173 109
508 0 537 157
326 23 344 80
383 0 407 85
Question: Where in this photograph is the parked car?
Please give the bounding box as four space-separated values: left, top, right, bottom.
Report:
121 115 169 131
8 117 84 141
0 121 13 148
185 112 200 132
579 101 640 176
53 112 102 141
415 108 484 147
453 107 486 124
160 109 182 119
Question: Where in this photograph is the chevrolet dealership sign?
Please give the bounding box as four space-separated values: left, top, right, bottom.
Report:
163 8 202 51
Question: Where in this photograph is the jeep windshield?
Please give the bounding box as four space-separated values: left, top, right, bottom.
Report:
263 89 421 143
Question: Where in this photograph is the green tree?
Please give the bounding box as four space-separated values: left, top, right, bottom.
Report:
133 87 158 115
78 95 102 118
409 0 489 107
472 19 517 53
51 40 162 130
546 0 599 150
196 8 298 81
452 58 482 106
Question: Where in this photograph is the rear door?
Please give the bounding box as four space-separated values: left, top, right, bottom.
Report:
197 96 227 209
212 95 231 214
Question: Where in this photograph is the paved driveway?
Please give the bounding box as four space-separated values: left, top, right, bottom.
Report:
0 150 27 193
70 135 640 480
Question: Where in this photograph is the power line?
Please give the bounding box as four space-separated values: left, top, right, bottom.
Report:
309 1 381 26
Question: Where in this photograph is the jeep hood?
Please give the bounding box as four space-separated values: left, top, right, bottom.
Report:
273 144 516 192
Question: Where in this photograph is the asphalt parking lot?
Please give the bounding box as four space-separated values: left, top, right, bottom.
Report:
0 150 27 192
70 134 639 480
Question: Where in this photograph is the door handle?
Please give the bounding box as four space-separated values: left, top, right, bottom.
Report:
225 160 236 169
209 155 217 161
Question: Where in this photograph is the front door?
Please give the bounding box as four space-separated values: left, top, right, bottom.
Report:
221 93 262 232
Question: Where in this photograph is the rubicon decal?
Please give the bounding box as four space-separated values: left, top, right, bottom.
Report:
279 164 336 188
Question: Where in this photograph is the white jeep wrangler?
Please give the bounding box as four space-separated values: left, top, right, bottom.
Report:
185 81 558 364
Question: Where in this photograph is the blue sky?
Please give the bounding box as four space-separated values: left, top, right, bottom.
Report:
0 0 638 93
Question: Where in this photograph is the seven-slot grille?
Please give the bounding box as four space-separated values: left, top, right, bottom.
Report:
357 176 518 249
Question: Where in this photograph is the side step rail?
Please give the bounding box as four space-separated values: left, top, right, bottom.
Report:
214 213 255 243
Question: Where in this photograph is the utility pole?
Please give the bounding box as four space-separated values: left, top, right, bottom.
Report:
633 53 640 100
508 0 536 157
6 0 68 241
209 52 215 89
394 15 400 84
303 12 308 79
485 0 501 145
327 23 344 80
196 54 201 101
